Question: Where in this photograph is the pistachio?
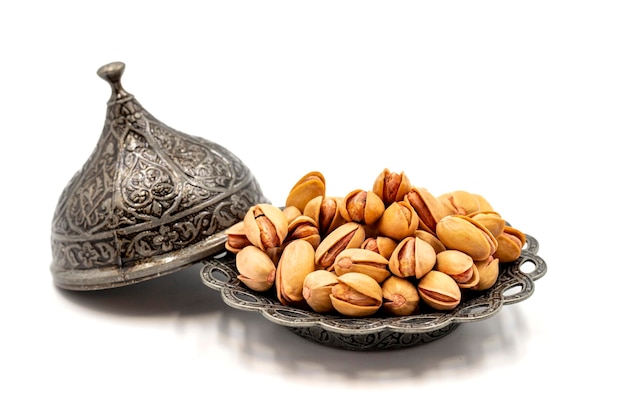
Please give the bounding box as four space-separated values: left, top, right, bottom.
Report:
417 270 462 311
381 276 419 316
377 201 419 241
282 205 303 224
388 236 437 279
315 222 366 270
404 187 447 234
285 171 326 212
235 245 276 292
339 189 385 225
224 221 251 253
414 230 446 254
438 190 481 216
473 193 494 212
372 168 412 206
333 248 390 283
436 215 497 261
303 195 346 237
472 256 499 291
284 215 321 249
435 249 479 288
494 226 526 263
243 203 289 251
302 270 339 313
275 239 316 307
361 236 398 259
330 272 383 317
468 211 506 239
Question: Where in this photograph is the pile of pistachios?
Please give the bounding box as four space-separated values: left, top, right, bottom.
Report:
224 169 525 318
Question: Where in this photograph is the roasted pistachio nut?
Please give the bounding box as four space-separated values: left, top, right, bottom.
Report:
361 236 398 259
388 236 437 279
282 206 302 224
404 187 447 235
414 230 446 254
333 248 390 283
377 201 419 241
372 168 412 206
315 222 366 270
438 190 481 216
330 272 383 317
275 239 316 307
235 245 276 292
224 221 251 253
381 276 419 316
494 226 526 263
243 203 289 251
302 270 339 313
472 256 499 291
284 215 321 249
303 195 346 237
468 211 506 239
473 193 494 212
285 171 326 212
418 270 462 311
436 215 497 262
435 250 475 285
339 189 385 225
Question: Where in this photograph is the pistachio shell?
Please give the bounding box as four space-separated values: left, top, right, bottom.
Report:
275 239 316 307
284 215 321 249
377 201 419 241
473 193 494 211
436 215 497 261
235 245 276 292
404 187 447 234
472 256 500 291
414 230 446 254
468 211 506 238
333 248 390 283
303 195 346 237
388 236 436 279
494 226 526 263
417 270 461 311
302 270 339 313
314 222 366 270
372 168 412 206
361 236 398 259
381 276 419 316
285 171 326 212
224 221 251 253
282 206 303 224
243 203 289 251
435 250 474 280
339 189 385 225
438 190 481 216
330 272 383 317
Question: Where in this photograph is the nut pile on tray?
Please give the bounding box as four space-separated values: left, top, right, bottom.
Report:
224 169 525 317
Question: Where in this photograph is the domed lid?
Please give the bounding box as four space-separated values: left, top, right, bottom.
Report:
51 62 267 290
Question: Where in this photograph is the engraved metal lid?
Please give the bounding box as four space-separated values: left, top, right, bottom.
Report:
50 62 267 290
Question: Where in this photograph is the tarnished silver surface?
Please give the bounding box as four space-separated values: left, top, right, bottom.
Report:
51 62 268 291
201 234 547 351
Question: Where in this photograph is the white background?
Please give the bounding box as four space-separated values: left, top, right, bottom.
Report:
2 1 625 416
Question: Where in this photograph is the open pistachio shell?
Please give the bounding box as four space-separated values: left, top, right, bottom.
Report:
438 190 481 216
404 187 447 235
381 276 419 316
417 270 461 311
472 256 499 291
284 215 321 249
330 272 383 317
361 236 398 259
388 236 436 279
435 250 474 282
494 226 526 263
224 221 251 253
243 203 289 251
285 171 326 212
414 230 446 254
302 269 339 313
333 248 390 283
468 211 506 239
377 201 419 241
314 222 366 270
303 195 346 237
339 189 385 225
436 215 497 262
372 168 412 206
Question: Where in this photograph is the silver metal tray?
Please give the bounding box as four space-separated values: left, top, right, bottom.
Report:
201 234 546 351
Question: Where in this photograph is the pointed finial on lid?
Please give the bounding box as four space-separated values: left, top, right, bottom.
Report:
97 61 129 100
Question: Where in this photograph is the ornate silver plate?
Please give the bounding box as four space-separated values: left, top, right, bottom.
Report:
201 234 547 351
